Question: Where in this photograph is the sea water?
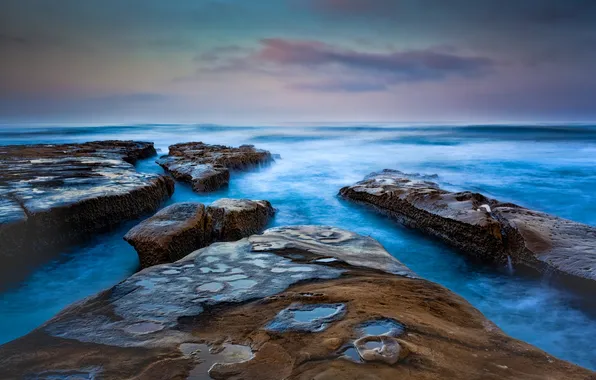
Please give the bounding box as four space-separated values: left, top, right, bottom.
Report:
0 124 595 369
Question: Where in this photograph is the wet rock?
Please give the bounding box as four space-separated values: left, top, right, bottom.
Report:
208 199 275 242
124 199 275 268
209 343 293 380
124 202 212 268
0 226 592 380
0 141 174 288
353 335 405 365
157 142 273 192
266 303 347 333
340 169 596 286
250 225 416 277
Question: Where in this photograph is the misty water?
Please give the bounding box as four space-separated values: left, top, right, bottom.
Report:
1 124 595 369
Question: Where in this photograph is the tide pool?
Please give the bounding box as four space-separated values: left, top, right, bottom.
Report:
1 124 595 369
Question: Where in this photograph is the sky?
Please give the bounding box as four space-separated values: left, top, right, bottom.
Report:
1 0 596 124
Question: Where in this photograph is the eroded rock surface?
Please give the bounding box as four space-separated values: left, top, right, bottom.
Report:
208 199 275 241
340 169 596 285
0 226 591 380
125 199 275 268
0 141 174 288
157 142 273 192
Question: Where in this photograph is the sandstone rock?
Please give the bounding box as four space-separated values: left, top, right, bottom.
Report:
157 142 273 192
340 169 596 286
208 199 275 241
0 226 591 379
353 335 405 365
124 199 275 268
0 141 174 289
124 203 212 268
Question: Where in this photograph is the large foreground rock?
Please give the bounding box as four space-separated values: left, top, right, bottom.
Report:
157 142 273 192
124 199 275 268
0 226 591 379
340 169 596 286
0 141 175 288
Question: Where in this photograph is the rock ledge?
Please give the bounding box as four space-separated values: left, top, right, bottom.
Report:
340 169 596 285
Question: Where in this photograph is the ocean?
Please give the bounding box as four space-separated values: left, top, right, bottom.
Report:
1 124 595 369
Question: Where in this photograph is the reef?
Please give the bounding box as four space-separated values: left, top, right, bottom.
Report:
125 199 275 268
157 142 273 192
340 169 596 287
0 141 174 288
0 226 591 379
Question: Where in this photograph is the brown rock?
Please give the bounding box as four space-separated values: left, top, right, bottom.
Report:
340 169 596 287
208 199 275 241
157 142 273 192
0 227 591 379
0 140 174 289
125 199 275 268
124 202 212 268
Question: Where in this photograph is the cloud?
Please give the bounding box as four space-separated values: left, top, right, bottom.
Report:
0 92 169 118
257 39 493 79
92 93 167 103
0 33 30 47
191 38 495 92
290 80 389 93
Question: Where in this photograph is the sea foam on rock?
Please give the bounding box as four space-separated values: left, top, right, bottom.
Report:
0 141 174 288
340 169 596 286
124 199 275 268
0 226 591 379
157 142 273 192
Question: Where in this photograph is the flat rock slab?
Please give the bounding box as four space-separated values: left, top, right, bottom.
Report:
0 226 591 379
340 169 596 285
125 199 275 268
157 142 273 192
0 141 175 288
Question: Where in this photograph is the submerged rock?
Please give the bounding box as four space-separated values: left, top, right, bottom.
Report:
157 142 273 192
340 169 596 286
0 141 174 288
0 226 591 379
125 199 275 268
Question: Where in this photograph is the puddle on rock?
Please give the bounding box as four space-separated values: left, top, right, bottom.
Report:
294 306 341 322
29 367 102 380
180 343 253 380
313 257 339 263
228 279 258 290
200 263 230 273
197 282 224 293
124 321 164 335
340 346 363 363
358 318 405 337
217 274 247 282
364 340 383 350
266 303 346 333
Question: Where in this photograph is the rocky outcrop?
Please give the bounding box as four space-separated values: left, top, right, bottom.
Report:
0 141 174 288
208 198 275 241
157 142 273 192
124 199 275 268
0 226 591 379
340 169 596 286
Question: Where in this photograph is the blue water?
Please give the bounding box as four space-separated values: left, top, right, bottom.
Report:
1 124 595 370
